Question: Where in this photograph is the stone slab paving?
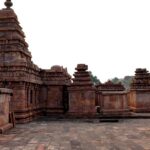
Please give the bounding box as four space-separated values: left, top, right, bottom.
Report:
0 119 150 150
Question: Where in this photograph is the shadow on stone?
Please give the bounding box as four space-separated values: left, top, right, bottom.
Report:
99 119 119 123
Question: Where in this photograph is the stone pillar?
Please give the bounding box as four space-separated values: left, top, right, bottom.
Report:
0 88 13 133
68 64 96 118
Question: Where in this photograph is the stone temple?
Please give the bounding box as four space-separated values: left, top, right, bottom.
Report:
0 0 150 129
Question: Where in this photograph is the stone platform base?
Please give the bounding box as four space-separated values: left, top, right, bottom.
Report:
130 107 150 113
101 109 131 117
0 123 13 134
66 113 96 119
14 108 44 124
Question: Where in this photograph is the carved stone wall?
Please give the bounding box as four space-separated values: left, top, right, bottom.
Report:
40 66 71 116
68 64 96 117
129 68 150 112
0 88 13 133
1 2 150 123
0 6 71 123
96 81 130 116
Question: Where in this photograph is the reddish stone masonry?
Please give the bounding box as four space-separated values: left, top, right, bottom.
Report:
0 4 71 123
68 64 96 117
129 68 150 112
96 81 130 116
0 1 150 123
96 80 125 91
0 88 13 133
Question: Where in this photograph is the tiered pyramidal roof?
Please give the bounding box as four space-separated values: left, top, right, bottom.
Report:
96 80 125 91
72 64 93 86
131 68 150 89
0 0 32 66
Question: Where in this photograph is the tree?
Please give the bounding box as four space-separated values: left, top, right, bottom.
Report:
121 76 133 90
89 72 101 85
111 77 120 84
110 76 133 90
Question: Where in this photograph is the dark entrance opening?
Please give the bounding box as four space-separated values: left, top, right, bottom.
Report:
62 85 69 113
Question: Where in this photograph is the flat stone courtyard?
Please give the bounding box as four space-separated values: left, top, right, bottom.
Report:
0 118 150 150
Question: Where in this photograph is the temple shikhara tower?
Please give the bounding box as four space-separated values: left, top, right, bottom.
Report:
0 0 150 125
0 0 71 123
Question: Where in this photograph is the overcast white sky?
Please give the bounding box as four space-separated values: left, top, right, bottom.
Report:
1 0 150 82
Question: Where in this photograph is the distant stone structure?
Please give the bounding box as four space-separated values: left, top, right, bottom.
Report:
96 81 130 116
0 1 150 124
96 81 125 91
129 68 150 112
68 64 96 117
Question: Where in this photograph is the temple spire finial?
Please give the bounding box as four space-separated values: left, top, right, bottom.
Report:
4 0 13 9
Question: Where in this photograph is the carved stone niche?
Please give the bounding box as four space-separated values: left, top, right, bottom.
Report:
0 88 13 133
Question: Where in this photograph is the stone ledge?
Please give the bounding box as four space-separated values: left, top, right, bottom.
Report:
0 123 13 134
0 88 13 94
102 91 127 95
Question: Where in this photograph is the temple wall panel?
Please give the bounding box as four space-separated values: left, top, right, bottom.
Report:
68 89 96 116
0 88 13 133
129 90 150 112
47 86 63 107
96 91 130 116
